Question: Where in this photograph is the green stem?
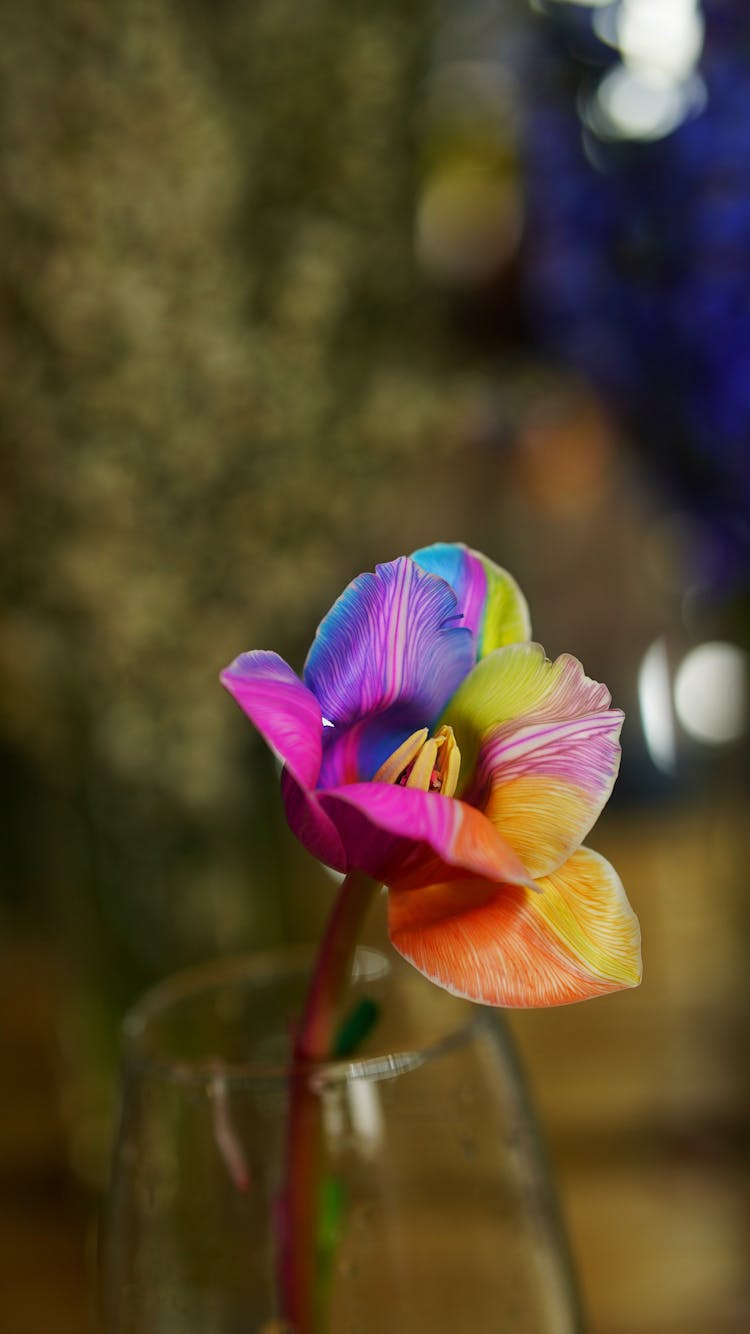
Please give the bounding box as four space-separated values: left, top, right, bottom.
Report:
280 870 378 1331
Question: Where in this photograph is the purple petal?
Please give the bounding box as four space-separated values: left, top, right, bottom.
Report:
316 715 428 788
220 651 323 788
317 784 530 889
411 542 531 659
304 557 473 783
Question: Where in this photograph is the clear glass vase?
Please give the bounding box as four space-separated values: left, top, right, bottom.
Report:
100 946 582 1333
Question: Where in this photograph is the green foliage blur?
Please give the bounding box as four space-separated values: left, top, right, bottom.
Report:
1 0 466 979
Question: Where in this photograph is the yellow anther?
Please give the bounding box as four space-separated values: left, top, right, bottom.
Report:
405 738 439 789
433 724 460 797
373 723 461 796
373 728 428 785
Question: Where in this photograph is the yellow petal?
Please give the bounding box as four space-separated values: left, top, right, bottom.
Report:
444 643 622 878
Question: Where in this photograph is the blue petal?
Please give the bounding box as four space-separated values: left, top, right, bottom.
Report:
412 542 531 659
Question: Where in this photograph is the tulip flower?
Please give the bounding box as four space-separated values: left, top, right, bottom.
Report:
221 542 641 1011
222 542 641 1331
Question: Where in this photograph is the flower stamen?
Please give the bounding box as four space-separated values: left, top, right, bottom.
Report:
405 738 439 790
374 724 460 798
372 729 428 786
434 724 461 797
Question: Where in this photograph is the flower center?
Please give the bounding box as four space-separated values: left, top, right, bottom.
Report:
373 724 460 797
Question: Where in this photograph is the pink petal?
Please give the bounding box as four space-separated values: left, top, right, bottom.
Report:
317 783 531 890
388 846 641 1007
445 643 623 879
220 651 323 789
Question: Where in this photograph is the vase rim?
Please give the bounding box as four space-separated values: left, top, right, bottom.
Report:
120 944 487 1089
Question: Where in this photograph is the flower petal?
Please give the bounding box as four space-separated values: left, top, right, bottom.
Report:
445 643 623 878
220 651 323 789
411 542 531 659
305 557 474 784
280 770 347 872
388 846 641 1007
317 783 531 890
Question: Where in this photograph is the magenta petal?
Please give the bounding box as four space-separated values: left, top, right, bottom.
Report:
220 651 323 788
304 557 473 784
280 770 347 872
317 783 530 890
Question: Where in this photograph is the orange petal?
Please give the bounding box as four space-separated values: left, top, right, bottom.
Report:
388 846 641 1007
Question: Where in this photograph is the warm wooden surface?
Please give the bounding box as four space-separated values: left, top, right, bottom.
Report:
509 797 750 1334
3 798 749 1333
0 943 94 1334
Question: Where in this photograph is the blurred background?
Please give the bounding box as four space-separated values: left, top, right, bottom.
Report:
1 0 748 1330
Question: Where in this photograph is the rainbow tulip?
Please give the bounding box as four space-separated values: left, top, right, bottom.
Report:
221 543 640 1008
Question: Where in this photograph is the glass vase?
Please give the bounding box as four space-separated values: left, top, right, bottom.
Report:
100 946 582 1333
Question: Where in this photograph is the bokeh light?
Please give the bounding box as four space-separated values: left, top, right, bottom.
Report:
674 642 748 745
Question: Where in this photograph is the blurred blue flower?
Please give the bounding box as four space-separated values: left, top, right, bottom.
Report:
519 0 750 591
